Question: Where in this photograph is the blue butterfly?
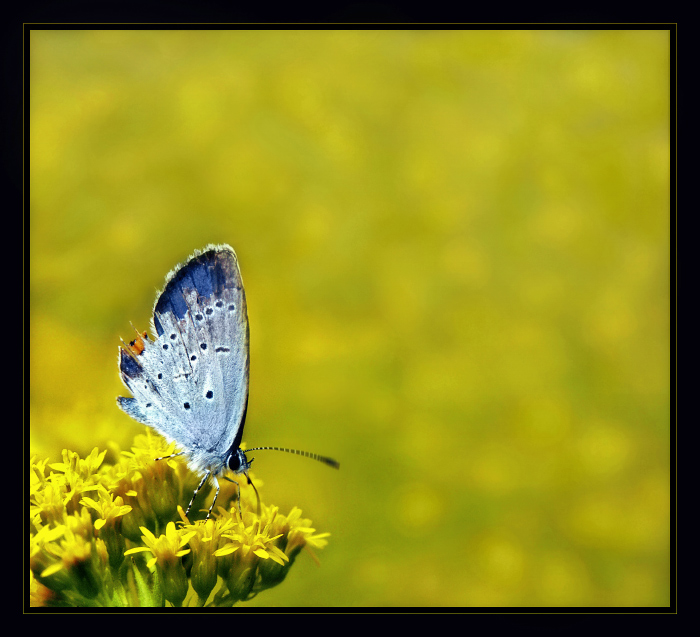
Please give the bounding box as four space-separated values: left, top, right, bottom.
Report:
117 244 338 520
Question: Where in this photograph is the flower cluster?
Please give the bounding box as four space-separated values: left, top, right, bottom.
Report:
29 431 331 607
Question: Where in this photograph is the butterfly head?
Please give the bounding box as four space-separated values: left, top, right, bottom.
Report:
227 447 253 476
224 447 260 516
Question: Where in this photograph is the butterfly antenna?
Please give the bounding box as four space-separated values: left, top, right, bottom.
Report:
245 446 340 469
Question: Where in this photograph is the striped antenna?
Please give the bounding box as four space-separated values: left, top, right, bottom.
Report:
245 446 340 470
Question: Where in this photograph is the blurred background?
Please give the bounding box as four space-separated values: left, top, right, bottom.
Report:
30 29 670 607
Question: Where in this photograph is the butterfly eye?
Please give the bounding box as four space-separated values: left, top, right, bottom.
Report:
228 453 241 471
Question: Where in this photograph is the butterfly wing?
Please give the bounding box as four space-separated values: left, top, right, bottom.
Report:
117 244 249 474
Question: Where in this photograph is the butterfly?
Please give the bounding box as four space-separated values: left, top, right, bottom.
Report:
117 244 338 520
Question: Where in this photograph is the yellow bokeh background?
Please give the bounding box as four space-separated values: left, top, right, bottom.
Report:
29 29 670 607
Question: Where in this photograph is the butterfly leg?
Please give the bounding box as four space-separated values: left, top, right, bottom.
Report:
223 475 243 519
186 469 210 518
206 477 221 520
154 451 186 462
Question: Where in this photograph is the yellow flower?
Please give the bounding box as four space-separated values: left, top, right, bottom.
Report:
29 432 333 606
81 487 132 530
124 522 194 569
30 511 104 604
124 521 194 606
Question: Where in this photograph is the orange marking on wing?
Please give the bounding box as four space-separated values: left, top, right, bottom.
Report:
127 331 148 356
